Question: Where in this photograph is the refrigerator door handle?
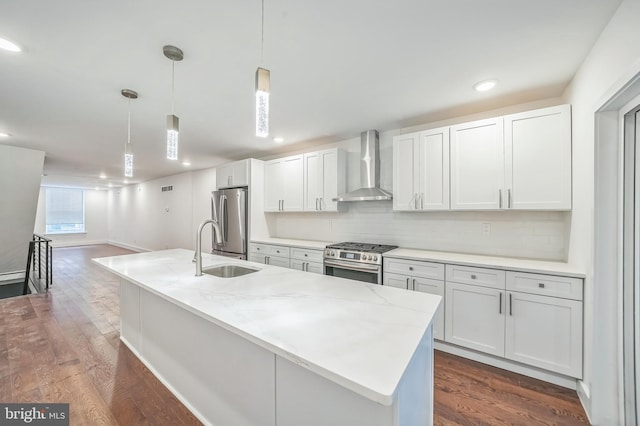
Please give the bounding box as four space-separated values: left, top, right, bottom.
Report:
219 195 227 245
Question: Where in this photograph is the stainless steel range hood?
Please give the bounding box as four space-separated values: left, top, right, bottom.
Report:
333 130 393 202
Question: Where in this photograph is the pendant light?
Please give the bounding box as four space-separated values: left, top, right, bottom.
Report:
255 0 270 138
121 89 138 178
164 45 184 160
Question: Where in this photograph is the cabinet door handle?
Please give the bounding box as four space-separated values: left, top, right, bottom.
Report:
315 198 319 210
412 278 416 291
406 277 410 290
508 189 512 208
499 189 503 209
420 193 424 209
265 256 269 264
509 293 513 316
499 292 502 314
319 198 323 210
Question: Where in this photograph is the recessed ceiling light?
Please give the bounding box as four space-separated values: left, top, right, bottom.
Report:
0 132 9 138
182 161 191 166
99 174 107 179
273 137 284 143
473 79 497 92
0 37 21 52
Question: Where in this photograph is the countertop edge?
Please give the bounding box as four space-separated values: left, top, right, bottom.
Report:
383 250 586 278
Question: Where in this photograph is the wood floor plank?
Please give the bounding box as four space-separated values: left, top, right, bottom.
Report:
0 244 589 425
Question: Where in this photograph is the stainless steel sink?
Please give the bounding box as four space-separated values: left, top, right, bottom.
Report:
202 264 259 278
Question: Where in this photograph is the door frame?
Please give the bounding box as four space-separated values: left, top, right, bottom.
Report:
593 64 640 425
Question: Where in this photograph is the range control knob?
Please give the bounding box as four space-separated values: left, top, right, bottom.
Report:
373 255 378 261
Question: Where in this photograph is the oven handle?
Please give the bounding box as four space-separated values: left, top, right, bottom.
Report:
323 259 380 273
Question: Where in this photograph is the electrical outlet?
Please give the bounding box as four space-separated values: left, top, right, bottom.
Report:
482 223 491 235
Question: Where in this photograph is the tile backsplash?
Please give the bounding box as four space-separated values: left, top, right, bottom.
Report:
270 202 569 261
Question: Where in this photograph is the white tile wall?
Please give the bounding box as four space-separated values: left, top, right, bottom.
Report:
271 205 568 261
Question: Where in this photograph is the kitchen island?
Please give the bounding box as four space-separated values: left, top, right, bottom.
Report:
94 249 441 426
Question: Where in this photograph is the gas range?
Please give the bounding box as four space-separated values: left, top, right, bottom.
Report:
323 242 398 266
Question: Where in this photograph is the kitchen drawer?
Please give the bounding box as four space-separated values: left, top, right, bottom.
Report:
445 264 505 289
291 259 323 274
506 271 583 301
250 243 290 258
383 258 444 280
290 247 323 263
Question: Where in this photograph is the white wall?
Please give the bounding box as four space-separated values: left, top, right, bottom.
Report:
34 188 109 247
0 145 44 278
560 0 640 423
267 99 569 261
108 172 196 251
191 168 217 252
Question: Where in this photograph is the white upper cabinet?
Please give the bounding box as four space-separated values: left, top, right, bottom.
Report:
303 148 345 212
504 104 572 210
266 148 345 213
449 105 571 211
393 127 450 211
264 155 304 212
216 159 249 189
450 117 505 210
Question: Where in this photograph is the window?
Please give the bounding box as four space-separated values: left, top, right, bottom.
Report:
45 188 85 234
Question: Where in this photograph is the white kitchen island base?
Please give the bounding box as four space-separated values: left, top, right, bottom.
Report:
96 249 440 426
121 279 434 426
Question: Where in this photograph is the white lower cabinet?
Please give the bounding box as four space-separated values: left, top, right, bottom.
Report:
444 265 584 378
504 291 583 378
249 243 290 268
444 282 505 356
250 242 323 274
384 272 445 340
383 258 445 340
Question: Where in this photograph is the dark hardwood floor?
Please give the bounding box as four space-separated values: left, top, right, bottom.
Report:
0 244 589 425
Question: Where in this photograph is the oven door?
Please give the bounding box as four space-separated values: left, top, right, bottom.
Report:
324 258 381 285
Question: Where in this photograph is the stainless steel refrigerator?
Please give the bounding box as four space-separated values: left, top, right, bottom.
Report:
211 187 248 259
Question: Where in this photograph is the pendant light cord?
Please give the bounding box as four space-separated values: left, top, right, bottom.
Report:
171 60 175 114
260 0 264 65
127 98 131 145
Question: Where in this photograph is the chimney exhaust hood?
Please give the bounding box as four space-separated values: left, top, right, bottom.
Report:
333 130 393 202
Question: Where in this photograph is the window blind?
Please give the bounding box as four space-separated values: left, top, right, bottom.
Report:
45 188 85 233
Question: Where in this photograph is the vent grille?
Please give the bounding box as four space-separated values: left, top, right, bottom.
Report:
161 185 173 192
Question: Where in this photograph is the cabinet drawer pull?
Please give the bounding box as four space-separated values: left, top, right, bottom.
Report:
538 282 545 288
470 274 477 279
409 266 414 271
304 254 308 257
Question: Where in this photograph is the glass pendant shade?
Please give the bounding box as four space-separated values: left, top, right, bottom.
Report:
255 67 270 138
167 114 179 160
121 88 138 178
124 144 134 178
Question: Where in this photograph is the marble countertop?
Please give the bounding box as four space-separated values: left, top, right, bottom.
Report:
250 237 332 250
384 248 585 278
93 249 440 405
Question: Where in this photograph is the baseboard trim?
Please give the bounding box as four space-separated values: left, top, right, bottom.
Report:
576 380 593 424
0 271 25 283
107 240 151 253
51 240 108 248
434 341 579 389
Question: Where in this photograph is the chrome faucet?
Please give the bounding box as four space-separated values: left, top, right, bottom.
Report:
195 219 223 276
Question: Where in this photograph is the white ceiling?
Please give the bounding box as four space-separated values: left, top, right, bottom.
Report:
0 0 622 189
